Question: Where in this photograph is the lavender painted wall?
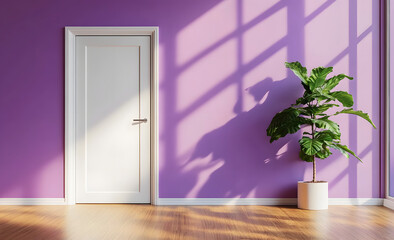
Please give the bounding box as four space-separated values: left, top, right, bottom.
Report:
0 0 381 198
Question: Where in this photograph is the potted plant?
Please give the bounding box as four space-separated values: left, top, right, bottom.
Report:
266 62 376 210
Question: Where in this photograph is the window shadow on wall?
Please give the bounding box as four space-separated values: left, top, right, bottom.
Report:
160 0 380 198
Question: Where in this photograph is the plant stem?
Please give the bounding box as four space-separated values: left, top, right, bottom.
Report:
313 156 316 182
311 112 316 182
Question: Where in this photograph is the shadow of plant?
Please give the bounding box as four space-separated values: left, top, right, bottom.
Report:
185 77 306 198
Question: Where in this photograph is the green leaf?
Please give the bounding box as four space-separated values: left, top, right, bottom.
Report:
308 66 333 90
315 130 340 141
297 108 309 116
292 92 317 106
293 96 309 106
299 150 314 162
330 91 354 107
313 118 341 135
285 62 310 91
314 90 336 103
324 74 353 91
316 104 339 113
299 137 323 155
327 143 362 162
334 108 376 128
302 104 339 115
313 131 336 159
266 107 307 142
315 146 332 159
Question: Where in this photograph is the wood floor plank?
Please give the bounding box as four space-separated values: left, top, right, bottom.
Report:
0 205 392 240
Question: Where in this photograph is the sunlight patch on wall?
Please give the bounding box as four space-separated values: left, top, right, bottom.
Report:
276 143 289 157
304 0 328 16
245 186 258 198
330 51 350 75
174 148 195 167
357 0 373 37
241 0 280 24
242 7 287 65
305 0 349 67
177 39 237 112
35 155 64 197
176 0 237 66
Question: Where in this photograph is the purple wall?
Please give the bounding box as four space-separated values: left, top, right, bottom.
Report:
0 0 382 198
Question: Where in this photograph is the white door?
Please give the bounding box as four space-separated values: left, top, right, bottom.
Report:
75 36 151 203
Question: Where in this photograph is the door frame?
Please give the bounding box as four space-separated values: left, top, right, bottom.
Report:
385 0 394 207
65 27 159 205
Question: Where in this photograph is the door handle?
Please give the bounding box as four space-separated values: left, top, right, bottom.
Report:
133 118 148 123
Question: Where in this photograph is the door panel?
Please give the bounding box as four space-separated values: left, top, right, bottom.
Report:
75 36 151 203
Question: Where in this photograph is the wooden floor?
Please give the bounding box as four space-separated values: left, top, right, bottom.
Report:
0 205 392 240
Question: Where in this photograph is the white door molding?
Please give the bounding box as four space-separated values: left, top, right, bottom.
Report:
65 27 159 205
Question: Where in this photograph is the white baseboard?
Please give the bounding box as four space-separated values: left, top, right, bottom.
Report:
156 198 383 206
383 199 394 210
156 198 297 205
0 198 66 205
328 198 383 205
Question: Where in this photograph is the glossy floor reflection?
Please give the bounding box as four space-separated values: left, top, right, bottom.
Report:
0 205 392 239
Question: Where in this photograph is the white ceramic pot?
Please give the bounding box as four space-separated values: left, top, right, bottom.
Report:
297 181 328 210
